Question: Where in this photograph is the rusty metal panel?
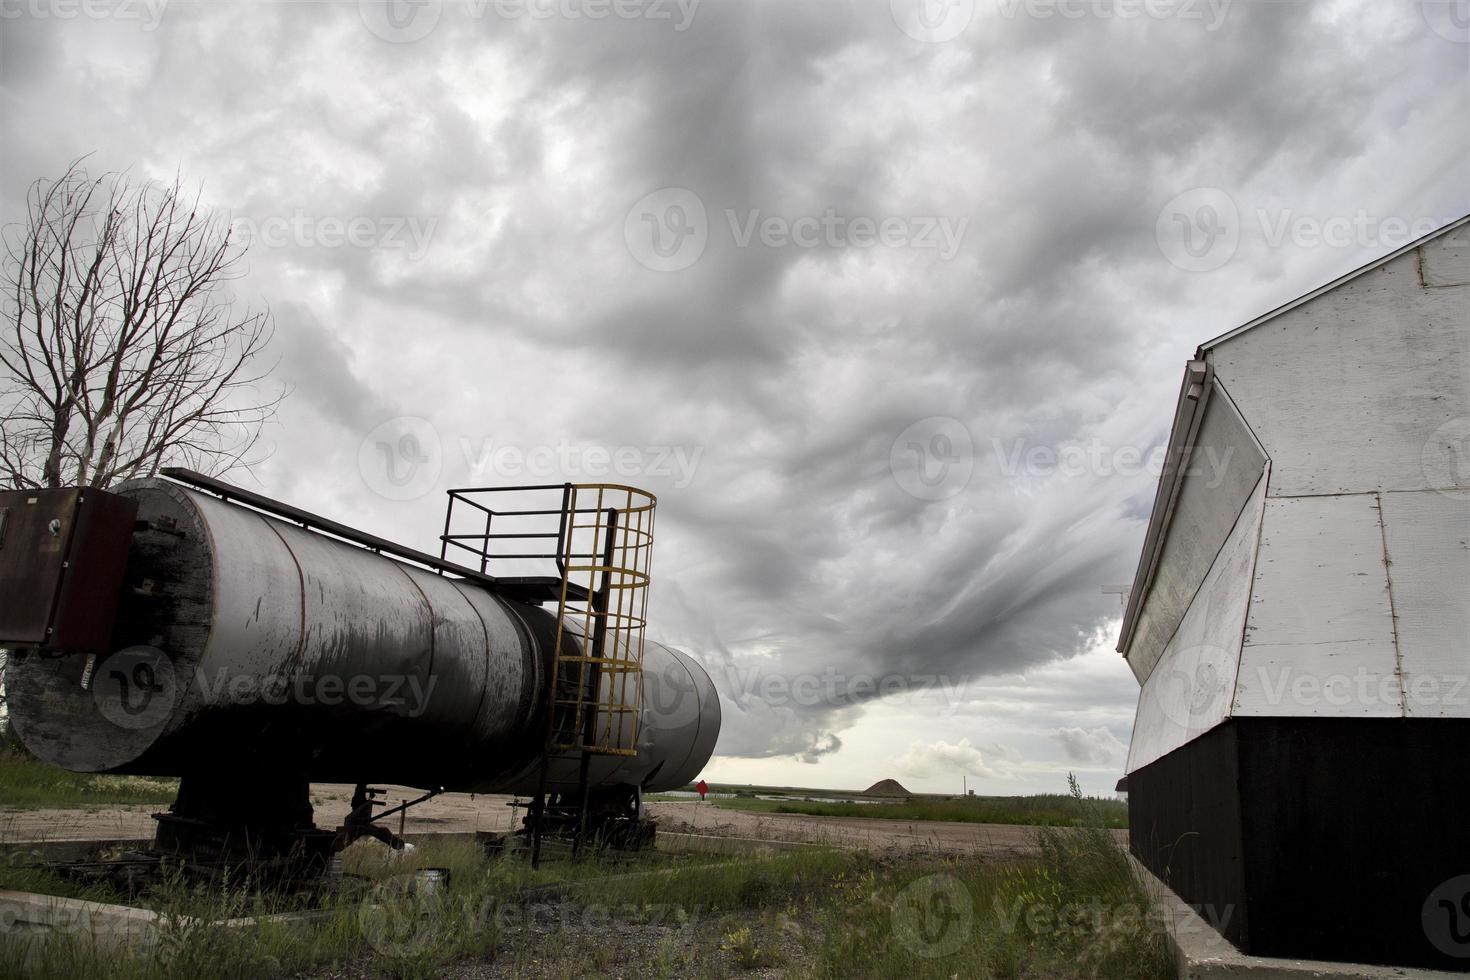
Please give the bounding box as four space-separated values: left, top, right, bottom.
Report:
0 487 137 653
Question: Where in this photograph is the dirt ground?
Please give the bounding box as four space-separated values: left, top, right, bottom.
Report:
645 800 1058 856
0 785 1071 857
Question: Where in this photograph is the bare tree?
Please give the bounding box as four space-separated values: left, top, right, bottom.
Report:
0 159 283 490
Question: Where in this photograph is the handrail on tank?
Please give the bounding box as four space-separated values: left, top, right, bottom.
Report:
438 483 654 583
159 467 573 604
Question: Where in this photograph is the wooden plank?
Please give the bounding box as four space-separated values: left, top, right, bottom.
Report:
1232 495 1400 718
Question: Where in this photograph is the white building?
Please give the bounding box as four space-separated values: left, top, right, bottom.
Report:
1118 214 1469 969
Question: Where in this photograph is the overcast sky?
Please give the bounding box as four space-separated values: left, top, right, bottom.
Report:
1 0 1465 796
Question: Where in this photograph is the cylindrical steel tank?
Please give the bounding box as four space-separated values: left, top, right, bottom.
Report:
5 478 719 796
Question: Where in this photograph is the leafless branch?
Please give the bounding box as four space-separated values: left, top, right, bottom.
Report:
0 159 285 490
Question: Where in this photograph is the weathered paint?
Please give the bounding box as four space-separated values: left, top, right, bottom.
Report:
5 478 719 796
1123 379 1266 682
1231 493 1401 718
1122 216 1469 771
1121 217 1469 970
1209 223 1469 498
1126 467 1265 772
1377 489 1470 718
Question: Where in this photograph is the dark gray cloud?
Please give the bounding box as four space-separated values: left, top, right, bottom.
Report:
270 301 393 428
2 0 1465 790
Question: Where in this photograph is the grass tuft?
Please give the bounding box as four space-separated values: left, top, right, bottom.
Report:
0 749 177 809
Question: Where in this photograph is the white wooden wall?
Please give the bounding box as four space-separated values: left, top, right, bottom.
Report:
1124 222 1470 772
1231 494 1401 717
1209 227 1469 498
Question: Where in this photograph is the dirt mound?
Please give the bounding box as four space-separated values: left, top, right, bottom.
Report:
861 778 912 797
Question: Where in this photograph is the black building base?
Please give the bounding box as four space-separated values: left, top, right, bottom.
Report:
1128 717 1470 972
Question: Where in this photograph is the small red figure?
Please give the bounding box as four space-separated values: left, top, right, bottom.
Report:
696 778 709 801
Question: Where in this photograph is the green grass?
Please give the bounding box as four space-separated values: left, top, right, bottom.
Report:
0 749 177 809
804 777 1170 979
2 779 1166 979
707 792 1129 828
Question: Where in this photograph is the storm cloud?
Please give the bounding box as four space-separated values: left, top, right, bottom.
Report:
2 0 1464 794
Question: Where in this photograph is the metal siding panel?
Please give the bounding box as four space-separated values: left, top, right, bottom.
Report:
398 565 490 729
189 493 306 686
1210 239 1470 496
1232 495 1401 717
1126 387 1266 681
1127 471 1265 773
267 519 434 686
458 584 540 746
1378 489 1470 718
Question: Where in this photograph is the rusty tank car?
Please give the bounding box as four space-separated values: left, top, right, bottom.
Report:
0 469 720 869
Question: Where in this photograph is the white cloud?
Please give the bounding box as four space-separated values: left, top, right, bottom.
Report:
894 737 1014 781
1052 726 1128 766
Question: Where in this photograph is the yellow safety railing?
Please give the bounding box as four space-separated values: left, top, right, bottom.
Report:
545 484 656 757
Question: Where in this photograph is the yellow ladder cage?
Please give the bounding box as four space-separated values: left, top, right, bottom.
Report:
546 484 656 757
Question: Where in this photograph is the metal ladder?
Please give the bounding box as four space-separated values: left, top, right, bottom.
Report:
438 483 656 861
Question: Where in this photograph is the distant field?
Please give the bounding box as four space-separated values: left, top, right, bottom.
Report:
0 749 177 809
660 785 1129 829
